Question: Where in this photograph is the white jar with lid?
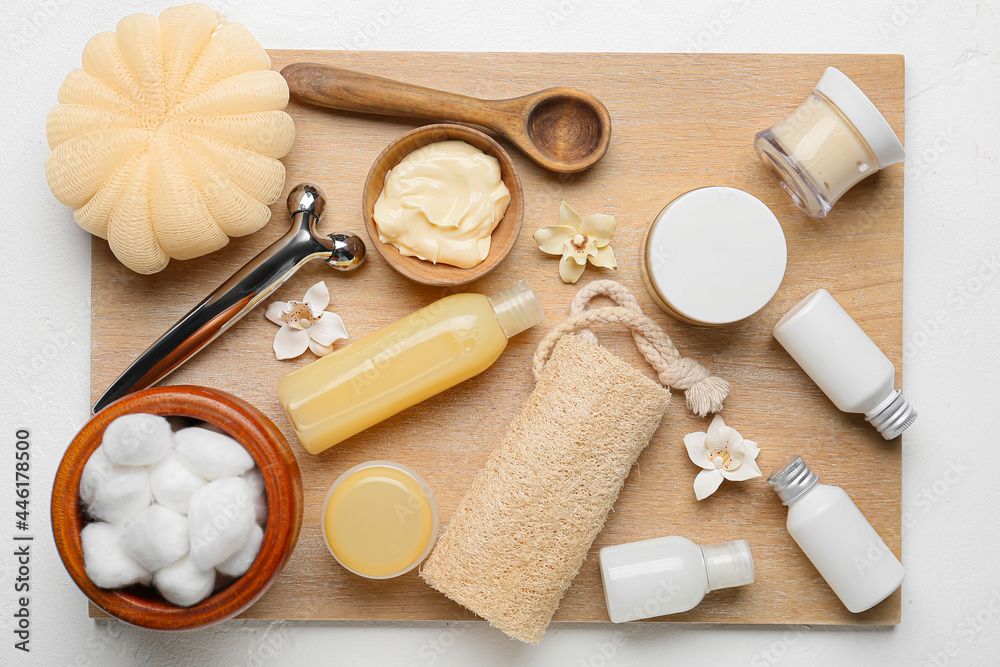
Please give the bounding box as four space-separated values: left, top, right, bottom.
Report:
754 67 904 217
641 186 787 326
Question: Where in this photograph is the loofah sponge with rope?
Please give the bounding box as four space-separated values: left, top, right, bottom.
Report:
45 3 295 274
420 280 728 643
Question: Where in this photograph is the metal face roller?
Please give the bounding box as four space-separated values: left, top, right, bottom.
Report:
92 184 366 414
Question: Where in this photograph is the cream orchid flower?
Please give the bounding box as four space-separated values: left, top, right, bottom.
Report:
533 200 617 283
265 282 348 360
684 415 762 500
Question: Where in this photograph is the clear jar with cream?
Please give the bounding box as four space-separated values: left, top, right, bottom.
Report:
754 67 904 217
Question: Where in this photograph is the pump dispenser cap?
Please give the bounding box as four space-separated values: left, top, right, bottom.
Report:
701 539 755 592
768 456 819 505
488 280 545 338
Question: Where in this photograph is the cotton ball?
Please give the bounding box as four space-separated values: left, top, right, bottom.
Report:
102 413 173 466
241 468 268 526
216 523 264 577
153 556 216 607
150 453 208 514
187 477 256 569
81 522 152 589
79 446 113 508
174 427 254 481
120 504 189 571
80 450 151 524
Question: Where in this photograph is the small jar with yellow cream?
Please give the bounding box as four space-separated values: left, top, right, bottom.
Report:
754 67 904 217
322 461 439 579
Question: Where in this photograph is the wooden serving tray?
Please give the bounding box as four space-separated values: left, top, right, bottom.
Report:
90 52 904 625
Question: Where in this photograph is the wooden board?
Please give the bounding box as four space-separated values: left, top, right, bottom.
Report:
90 52 904 625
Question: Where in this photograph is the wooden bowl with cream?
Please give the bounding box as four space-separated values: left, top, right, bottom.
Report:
362 124 524 286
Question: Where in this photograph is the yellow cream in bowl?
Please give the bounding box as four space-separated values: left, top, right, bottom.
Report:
373 140 511 269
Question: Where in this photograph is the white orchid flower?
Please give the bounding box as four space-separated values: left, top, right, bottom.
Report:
684 415 762 500
265 282 348 360
533 200 617 283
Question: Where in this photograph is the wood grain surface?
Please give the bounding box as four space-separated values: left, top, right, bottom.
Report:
90 51 905 625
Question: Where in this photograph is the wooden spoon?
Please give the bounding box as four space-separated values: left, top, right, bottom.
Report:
281 63 612 173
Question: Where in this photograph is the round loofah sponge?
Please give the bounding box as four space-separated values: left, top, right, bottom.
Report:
45 3 295 274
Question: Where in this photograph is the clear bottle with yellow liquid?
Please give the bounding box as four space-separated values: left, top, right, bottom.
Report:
277 280 545 454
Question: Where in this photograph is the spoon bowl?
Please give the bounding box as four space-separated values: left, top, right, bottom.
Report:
516 87 611 172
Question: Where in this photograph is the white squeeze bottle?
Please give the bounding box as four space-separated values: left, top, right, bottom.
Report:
768 456 904 613
772 288 916 440
599 536 755 622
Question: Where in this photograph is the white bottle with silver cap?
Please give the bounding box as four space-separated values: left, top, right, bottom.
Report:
773 288 916 440
768 456 904 613
599 536 754 622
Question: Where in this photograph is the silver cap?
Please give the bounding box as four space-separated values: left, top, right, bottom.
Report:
865 389 917 440
767 456 819 505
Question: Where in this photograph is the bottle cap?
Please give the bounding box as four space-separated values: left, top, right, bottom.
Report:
488 280 545 338
767 456 819 505
865 389 917 440
701 539 755 592
642 187 786 326
814 67 905 169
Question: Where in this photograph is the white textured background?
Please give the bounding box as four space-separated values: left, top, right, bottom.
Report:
2 0 998 665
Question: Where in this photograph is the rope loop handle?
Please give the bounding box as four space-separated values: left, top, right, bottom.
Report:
532 280 729 417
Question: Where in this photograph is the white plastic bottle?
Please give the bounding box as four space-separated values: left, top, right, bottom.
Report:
599 536 754 622
772 288 916 440
768 456 904 613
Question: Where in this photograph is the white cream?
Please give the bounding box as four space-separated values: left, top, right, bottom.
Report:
373 140 511 269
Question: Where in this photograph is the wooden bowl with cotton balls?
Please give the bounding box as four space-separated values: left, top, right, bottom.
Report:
362 123 524 286
51 386 303 631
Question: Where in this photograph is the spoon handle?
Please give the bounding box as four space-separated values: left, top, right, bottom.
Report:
281 63 511 130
